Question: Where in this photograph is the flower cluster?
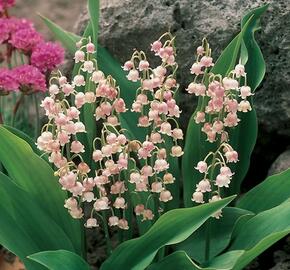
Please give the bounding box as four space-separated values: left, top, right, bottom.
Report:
38 34 183 231
123 33 183 220
0 2 64 94
187 39 252 218
38 37 132 230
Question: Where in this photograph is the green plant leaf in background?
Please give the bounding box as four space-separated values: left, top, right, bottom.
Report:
228 202 290 270
182 5 268 207
147 251 200 270
88 0 99 45
226 4 268 195
28 250 90 270
147 250 245 270
100 196 235 270
236 168 290 213
0 126 83 256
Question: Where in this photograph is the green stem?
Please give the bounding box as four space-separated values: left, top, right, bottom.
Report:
204 151 217 263
102 212 113 255
11 93 24 127
34 94 40 139
204 218 211 263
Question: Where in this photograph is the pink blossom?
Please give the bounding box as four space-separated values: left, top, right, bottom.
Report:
196 179 211 193
0 68 19 91
118 218 129 230
194 111 205 124
113 197 126 209
192 191 204 203
238 100 252 112
0 0 15 11
190 62 203 75
0 18 10 43
86 42 95 54
13 65 46 92
240 86 252 99
151 40 162 53
159 190 173 202
171 145 184 157
127 69 139 82
151 182 163 193
138 60 149 71
195 161 208 173
31 42 64 72
215 174 231 188
234 64 246 78
85 218 98 228
10 27 43 51
122 60 134 71
134 204 145 215
154 159 169 172
108 216 119 226
74 50 85 63
70 141 85 154
225 150 239 163
94 197 110 211
200 56 214 67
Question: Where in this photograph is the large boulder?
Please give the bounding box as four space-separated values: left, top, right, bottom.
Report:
75 0 290 134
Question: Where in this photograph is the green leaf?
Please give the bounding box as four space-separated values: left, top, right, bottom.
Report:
0 126 83 256
148 250 245 270
88 0 99 45
147 251 200 270
208 250 245 270
175 207 252 264
236 168 290 213
0 172 75 270
3 125 48 161
100 196 235 270
28 250 90 270
229 202 290 269
39 14 80 54
226 4 268 195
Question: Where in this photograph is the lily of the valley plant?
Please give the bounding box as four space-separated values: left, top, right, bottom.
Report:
0 2 290 270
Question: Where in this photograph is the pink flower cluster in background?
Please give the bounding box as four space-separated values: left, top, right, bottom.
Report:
0 0 64 94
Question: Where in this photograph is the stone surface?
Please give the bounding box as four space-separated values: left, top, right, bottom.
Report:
268 149 290 175
75 0 290 134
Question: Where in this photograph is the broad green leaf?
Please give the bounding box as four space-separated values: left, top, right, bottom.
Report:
100 196 235 270
148 250 245 270
208 250 245 270
28 250 90 270
39 14 80 54
0 172 75 270
147 251 200 270
0 126 83 256
237 168 290 213
229 202 290 269
175 207 252 264
88 0 99 45
3 125 47 161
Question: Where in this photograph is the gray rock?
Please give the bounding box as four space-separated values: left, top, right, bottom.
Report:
268 149 290 175
75 0 290 133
